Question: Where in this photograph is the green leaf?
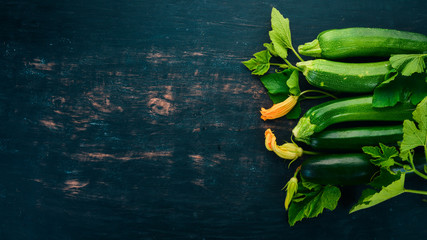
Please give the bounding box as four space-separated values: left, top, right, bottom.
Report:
350 170 405 213
260 69 301 119
409 78 427 105
362 143 399 169
268 7 293 60
301 180 321 190
372 70 427 108
269 31 288 60
286 101 301 119
399 97 427 159
286 70 300 96
270 8 293 49
372 70 402 107
288 184 340 226
260 72 290 104
263 42 279 57
390 54 427 76
400 120 426 158
407 73 427 105
412 96 427 131
242 50 271 75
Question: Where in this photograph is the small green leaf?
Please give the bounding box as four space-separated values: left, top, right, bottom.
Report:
372 70 427 108
288 183 340 226
350 170 405 213
286 70 300 96
269 31 288 60
269 7 293 61
285 101 301 119
270 69 302 119
369 168 402 189
409 81 427 105
362 143 399 169
270 8 293 49
400 120 426 157
260 72 290 104
372 70 402 107
412 96 427 131
407 73 427 105
399 98 427 160
301 180 321 190
242 50 271 75
390 54 427 76
263 42 279 57
321 186 341 210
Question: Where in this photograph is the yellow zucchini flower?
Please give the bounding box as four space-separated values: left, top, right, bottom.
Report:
284 176 298 210
264 129 303 160
260 95 298 121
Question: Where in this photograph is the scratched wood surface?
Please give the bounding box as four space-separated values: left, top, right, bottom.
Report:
0 0 427 239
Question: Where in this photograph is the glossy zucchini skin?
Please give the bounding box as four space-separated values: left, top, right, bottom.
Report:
292 95 414 141
298 27 427 59
297 59 391 93
307 125 403 151
300 153 378 185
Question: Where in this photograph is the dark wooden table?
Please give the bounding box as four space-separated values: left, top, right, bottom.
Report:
1 0 426 239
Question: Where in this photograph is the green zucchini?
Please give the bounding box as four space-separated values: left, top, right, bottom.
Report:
298 27 427 59
305 125 403 151
300 153 378 185
292 95 414 142
296 59 391 93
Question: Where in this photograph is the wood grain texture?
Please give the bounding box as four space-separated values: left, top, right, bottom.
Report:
0 0 426 239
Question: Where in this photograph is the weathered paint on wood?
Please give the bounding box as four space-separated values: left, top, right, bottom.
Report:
0 0 426 239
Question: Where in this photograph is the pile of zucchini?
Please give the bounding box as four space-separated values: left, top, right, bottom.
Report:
295 95 411 185
243 7 427 226
293 27 425 184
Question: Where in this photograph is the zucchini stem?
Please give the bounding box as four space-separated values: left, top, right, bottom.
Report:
301 95 333 100
302 150 320 155
299 89 338 100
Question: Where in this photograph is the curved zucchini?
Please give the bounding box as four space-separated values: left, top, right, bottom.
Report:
306 125 403 151
292 95 414 142
300 153 378 185
296 59 391 93
298 27 427 59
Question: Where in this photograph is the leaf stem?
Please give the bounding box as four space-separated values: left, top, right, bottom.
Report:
424 143 427 164
283 59 300 71
301 95 332 100
270 63 289 68
403 188 427 195
393 162 404 167
290 47 304 62
413 169 427 180
409 153 427 180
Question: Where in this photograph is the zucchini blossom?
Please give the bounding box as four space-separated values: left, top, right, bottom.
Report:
265 129 303 160
260 95 298 121
284 176 298 210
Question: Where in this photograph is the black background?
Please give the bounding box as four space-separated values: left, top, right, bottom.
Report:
1 0 427 239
